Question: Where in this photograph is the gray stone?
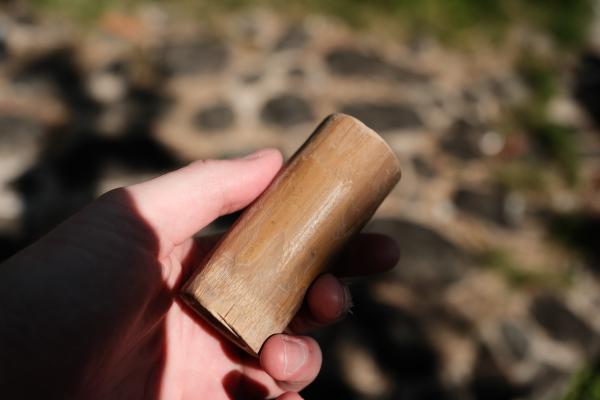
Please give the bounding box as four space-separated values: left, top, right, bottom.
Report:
161 38 228 75
260 94 314 127
274 24 309 51
441 119 486 160
240 72 261 85
366 219 471 289
193 103 235 131
0 115 44 155
411 155 437 179
340 102 422 132
325 47 429 83
288 67 305 78
453 188 525 228
530 294 599 350
499 321 529 360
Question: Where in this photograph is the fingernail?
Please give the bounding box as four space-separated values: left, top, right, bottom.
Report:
242 148 272 160
282 335 308 377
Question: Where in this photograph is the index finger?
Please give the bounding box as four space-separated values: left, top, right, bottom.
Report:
329 233 400 277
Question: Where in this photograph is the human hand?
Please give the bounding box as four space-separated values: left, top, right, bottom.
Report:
0 149 399 399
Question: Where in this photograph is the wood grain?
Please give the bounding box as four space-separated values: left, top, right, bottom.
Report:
180 113 401 356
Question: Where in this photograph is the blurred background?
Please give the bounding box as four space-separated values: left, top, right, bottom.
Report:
1 0 600 398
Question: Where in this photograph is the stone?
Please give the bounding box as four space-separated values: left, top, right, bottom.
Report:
260 94 314 127
453 188 526 228
366 219 471 289
0 116 44 175
530 294 598 350
441 119 487 160
325 47 429 82
273 24 309 51
87 70 128 104
160 38 228 75
0 115 44 145
499 321 529 360
193 103 235 131
340 103 422 132
411 155 437 179
240 72 261 85
288 67 305 78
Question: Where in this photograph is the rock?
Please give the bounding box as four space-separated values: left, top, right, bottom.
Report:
487 76 520 103
193 103 235 131
325 47 429 83
240 72 261 85
0 115 44 147
340 102 423 132
499 321 529 360
288 67 305 78
530 294 598 350
366 219 471 289
411 155 437 179
453 188 526 228
442 119 487 160
160 38 228 75
273 24 309 51
260 94 314 127
87 70 128 104
87 59 130 105
0 116 44 176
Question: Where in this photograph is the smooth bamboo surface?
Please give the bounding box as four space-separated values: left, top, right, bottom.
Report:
180 113 401 356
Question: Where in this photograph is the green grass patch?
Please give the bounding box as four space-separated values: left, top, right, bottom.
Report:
518 56 559 107
479 249 573 290
516 108 580 186
511 56 580 186
28 0 595 48
563 361 600 400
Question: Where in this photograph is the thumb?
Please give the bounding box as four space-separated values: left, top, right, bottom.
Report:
121 148 282 255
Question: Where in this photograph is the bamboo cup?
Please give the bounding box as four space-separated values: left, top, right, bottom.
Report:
180 113 401 356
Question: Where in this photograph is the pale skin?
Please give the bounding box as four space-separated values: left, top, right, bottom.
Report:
0 148 399 399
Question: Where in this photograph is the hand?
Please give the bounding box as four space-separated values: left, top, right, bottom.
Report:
0 149 399 399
